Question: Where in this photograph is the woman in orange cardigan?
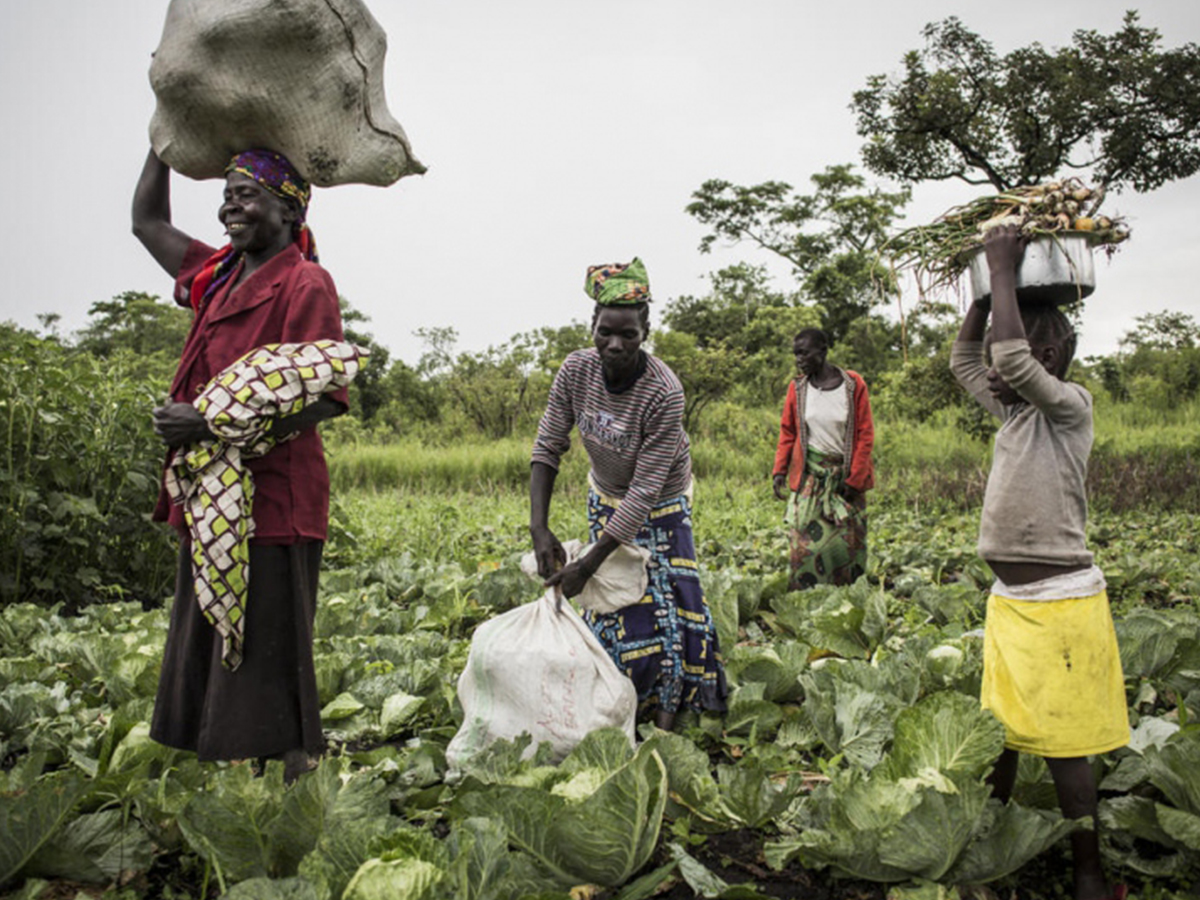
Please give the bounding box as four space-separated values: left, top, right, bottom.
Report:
771 328 875 589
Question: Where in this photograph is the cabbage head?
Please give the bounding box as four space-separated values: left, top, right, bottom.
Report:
457 728 667 887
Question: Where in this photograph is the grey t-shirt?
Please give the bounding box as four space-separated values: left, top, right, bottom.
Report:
950 339 1094 568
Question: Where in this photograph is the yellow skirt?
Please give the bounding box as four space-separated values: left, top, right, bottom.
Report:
981 590 1130 757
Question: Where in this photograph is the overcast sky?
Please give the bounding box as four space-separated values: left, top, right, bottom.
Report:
2 1 1197 366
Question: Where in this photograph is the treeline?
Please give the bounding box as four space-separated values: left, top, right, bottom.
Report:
32 274 1200 446
41 281 1200 446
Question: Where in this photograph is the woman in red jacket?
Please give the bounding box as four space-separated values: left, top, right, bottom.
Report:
132 148 346 782
771 328 875 589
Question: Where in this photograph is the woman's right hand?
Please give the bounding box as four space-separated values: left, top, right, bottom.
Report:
545 557 593 600
772 473 788 502
530 525 566 580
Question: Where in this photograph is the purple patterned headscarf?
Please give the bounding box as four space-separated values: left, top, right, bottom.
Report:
225 149 312 223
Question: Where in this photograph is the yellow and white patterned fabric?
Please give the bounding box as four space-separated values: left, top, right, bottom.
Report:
165 340 367 669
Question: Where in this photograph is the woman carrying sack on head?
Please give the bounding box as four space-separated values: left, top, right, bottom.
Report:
529 259 727 731
132 148 353 781
772 327 875 590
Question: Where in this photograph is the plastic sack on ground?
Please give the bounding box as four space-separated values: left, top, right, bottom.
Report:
445 588 637 771
149 0 424 186
519 539 651 614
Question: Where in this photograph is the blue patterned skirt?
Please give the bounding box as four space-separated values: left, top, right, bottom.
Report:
584 488 728 716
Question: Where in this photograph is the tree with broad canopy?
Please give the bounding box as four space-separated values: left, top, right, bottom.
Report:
852 12 1200 193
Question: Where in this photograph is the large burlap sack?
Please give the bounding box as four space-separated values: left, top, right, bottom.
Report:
519 539 651 615
149 0 424 186
445 589 638 771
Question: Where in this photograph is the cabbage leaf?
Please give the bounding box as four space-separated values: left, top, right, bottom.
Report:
0 770 85 887
883 692 1004 781
764 693 1067 884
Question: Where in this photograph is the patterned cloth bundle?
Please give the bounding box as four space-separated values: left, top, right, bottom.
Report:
165 340 367 669
584 258 651 306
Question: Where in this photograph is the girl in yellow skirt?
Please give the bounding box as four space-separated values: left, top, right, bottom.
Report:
950 225 1129 900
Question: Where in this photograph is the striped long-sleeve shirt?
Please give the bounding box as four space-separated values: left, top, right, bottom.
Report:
532 349 692 543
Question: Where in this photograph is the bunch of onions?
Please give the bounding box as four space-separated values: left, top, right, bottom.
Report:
884 177 1131 296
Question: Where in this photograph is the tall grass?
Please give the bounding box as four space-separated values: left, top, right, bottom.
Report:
873 413 992 511
1091 391 1200 453
328 438 551 492
326 395 1200 512
323 394 1199 586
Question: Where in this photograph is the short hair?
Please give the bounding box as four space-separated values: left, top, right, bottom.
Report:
1020 306 1077 376
592 302 651 336
793 327 831 350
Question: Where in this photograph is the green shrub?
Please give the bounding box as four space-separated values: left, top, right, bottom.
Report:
0 325 176 608
873 347 966 424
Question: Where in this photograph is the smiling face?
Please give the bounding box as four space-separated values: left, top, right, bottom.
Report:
593 306 646 379
219 173 296 260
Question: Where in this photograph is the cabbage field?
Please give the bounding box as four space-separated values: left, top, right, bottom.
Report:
2 484 1199 900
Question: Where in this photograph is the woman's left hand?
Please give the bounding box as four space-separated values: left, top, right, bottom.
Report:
152 402 214 447
772 473 789 502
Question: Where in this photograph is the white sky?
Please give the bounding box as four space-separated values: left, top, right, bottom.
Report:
1 1 1198 365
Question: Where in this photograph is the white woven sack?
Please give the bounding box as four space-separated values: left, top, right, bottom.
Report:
149 0 424 186
445 589 637 771
518 540 651 614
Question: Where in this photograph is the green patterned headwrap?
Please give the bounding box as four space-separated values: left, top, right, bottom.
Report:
584 258 651 306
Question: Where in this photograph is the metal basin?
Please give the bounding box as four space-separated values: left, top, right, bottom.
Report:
967 233 1096 305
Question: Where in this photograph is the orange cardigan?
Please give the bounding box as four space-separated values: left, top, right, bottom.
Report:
772 369 875 493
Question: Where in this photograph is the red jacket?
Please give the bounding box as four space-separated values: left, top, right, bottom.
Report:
153 240 347 543
772 369 875 493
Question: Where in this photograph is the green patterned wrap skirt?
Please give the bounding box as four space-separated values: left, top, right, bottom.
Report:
786 447 867 589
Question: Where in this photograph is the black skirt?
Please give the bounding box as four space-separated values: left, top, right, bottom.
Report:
150 539 325 761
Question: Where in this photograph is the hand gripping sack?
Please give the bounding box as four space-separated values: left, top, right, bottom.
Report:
518 539 652 614
445 589 637 771
149 0 424 186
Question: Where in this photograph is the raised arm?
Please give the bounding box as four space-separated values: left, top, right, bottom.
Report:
132 149 193 278
956 296 991 344
979 225 1085 420
950 302 1005 420
984 226 1026 343
950 226 1026 420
